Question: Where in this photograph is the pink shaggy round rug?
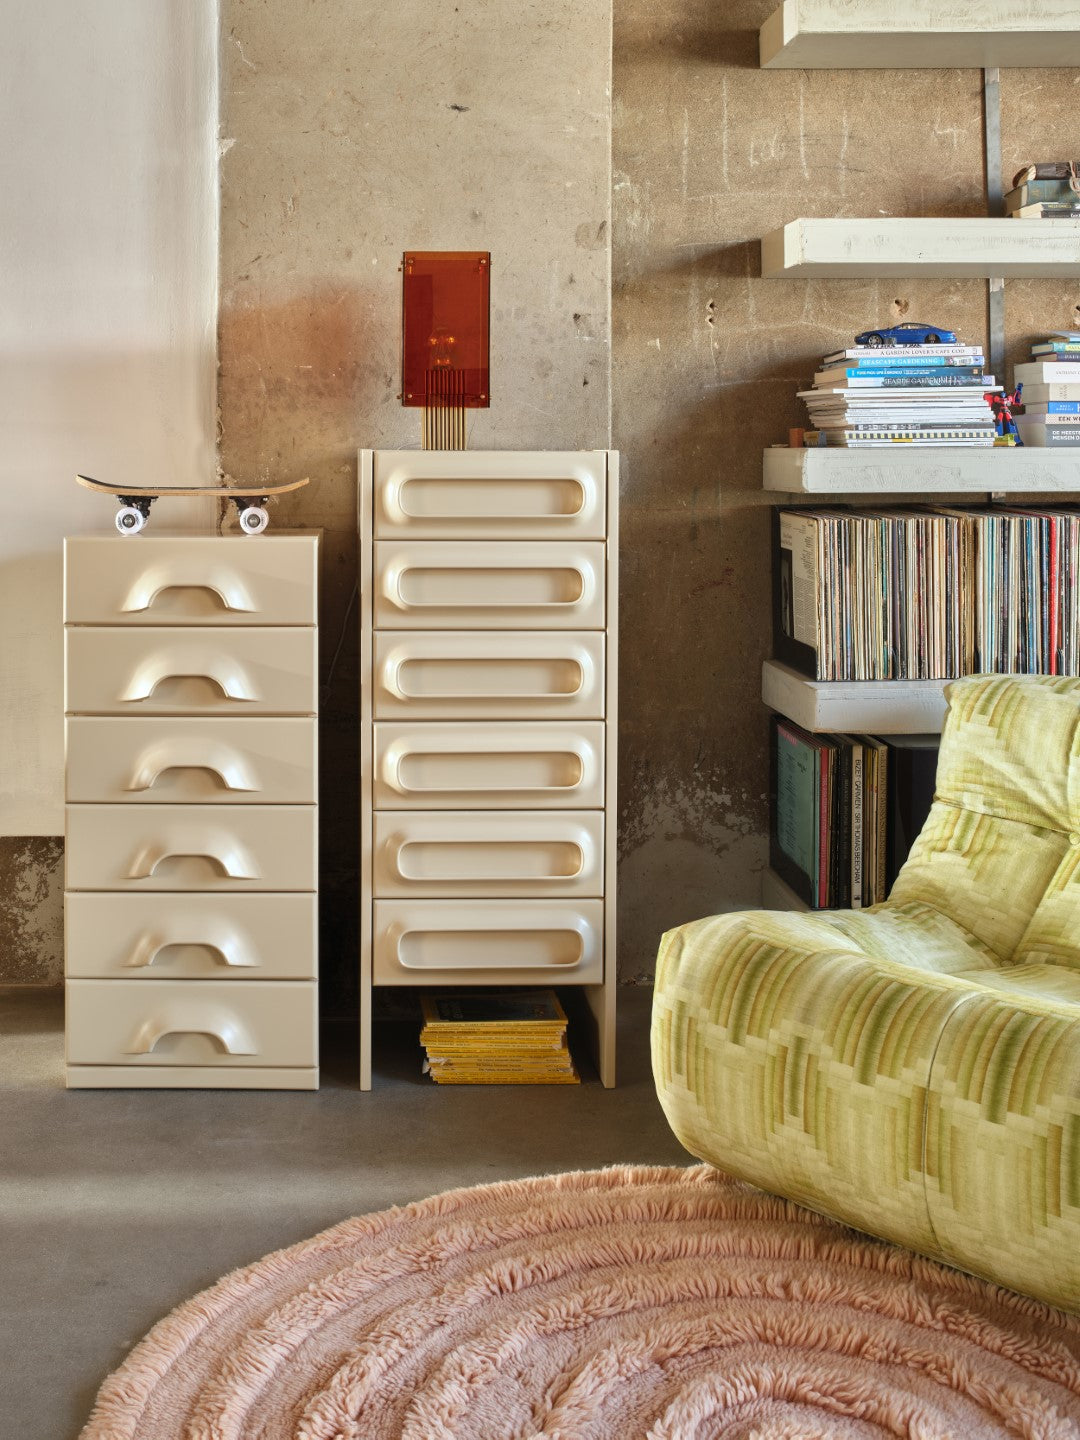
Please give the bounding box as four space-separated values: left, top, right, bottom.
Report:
80 1165 1080 1439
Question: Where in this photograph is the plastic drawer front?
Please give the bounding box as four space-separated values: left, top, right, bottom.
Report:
373 811 605 898
373 450 607 540
374 723 604 810
373 632 605 721
65 717 317 805
372 900 604 986
65 626 317 716
64 893 317 979
65 804 317 892
374 542 605 631
66 979 317 1067
63 534 318 626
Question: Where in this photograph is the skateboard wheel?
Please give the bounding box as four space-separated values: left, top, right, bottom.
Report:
239 505 269 535
116 505 146 535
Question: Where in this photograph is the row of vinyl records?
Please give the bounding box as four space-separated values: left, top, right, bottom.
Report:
775 507 1080 682
770 718 939 911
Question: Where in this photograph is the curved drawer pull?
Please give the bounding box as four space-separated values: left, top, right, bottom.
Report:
128 840 259 880
125 931 259 969
127 740 259 793
126 1009 257 1055
121 653 258 703
120 564 256 615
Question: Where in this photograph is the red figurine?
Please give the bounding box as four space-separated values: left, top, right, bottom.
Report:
985 384 1023 444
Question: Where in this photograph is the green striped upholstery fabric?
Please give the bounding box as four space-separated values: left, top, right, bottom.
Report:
652 675 1080 1312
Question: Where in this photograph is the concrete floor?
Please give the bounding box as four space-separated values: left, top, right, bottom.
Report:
0 985 689 1440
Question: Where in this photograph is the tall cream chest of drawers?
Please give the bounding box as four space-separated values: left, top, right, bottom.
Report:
358 451 618 1090
63 533 319 1089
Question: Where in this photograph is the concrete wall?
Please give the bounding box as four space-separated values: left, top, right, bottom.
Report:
0 1 218 983
7 0 1080 996
218 0 613 1005
612 0 1080 978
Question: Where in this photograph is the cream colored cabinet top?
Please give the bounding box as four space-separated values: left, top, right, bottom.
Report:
64 534 319 626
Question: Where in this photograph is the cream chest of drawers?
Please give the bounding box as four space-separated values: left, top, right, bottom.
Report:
63 533 319 1089
358 451 618 1089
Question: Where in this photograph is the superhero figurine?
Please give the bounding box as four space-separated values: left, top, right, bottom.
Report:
985 384 1023 444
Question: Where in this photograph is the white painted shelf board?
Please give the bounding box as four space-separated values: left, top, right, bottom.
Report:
759 0 1080 69
764 446 1080 495
761 867 811 914
762 661 948 735
761 219 1080 279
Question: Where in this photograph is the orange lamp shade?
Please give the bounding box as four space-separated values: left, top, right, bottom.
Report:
401 251 490 408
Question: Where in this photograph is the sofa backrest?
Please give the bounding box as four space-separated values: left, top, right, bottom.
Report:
890 675 1080 966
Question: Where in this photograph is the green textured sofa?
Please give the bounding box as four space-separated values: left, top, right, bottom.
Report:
653 674 1080 1313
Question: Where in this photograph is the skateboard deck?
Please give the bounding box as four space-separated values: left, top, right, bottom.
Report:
76 474 309 535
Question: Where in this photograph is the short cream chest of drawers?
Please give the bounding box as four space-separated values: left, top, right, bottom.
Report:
358 451 618 1089
63 533 319 1089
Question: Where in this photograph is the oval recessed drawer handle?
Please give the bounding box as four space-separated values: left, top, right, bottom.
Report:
389 836 588 883
381 564 593 611
381 654 590 703
120 654 259 703
120 565 257 615
384 477 587 524
388 919 588 969
125 1010 257 1056
125 932 259 969
126 740 259 793
381 738 595 795
128 841 260 880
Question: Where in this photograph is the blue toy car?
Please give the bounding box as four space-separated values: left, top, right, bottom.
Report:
855 322 958 347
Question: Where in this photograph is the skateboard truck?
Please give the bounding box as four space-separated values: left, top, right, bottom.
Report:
114 494 270 535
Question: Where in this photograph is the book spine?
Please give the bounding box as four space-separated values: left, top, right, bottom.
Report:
875 746 888 904
817 749 829 910
827 374 989 388
850 742 864 910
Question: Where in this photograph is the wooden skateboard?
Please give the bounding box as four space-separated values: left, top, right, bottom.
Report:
76 474 310 535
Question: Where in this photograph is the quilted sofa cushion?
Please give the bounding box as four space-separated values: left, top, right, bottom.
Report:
892 675 1080 965
652 675 1080 1311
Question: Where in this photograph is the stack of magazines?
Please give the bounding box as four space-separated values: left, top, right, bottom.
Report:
419 989 579 1085
800 341 999 447
1014 333 1080 447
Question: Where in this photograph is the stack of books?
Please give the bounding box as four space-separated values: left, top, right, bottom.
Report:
419 989 579 1085
799 342 999 448
1015 334 1080 447
770 719 938 911
1006 163 1080 219
775 507 1080 681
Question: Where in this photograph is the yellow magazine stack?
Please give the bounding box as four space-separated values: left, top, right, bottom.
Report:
420 990 579 1084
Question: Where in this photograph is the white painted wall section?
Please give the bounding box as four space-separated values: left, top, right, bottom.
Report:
0 1 219 834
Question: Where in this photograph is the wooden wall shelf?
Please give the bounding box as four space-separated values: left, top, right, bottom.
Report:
761 218 1080 279
759 1 1080 69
